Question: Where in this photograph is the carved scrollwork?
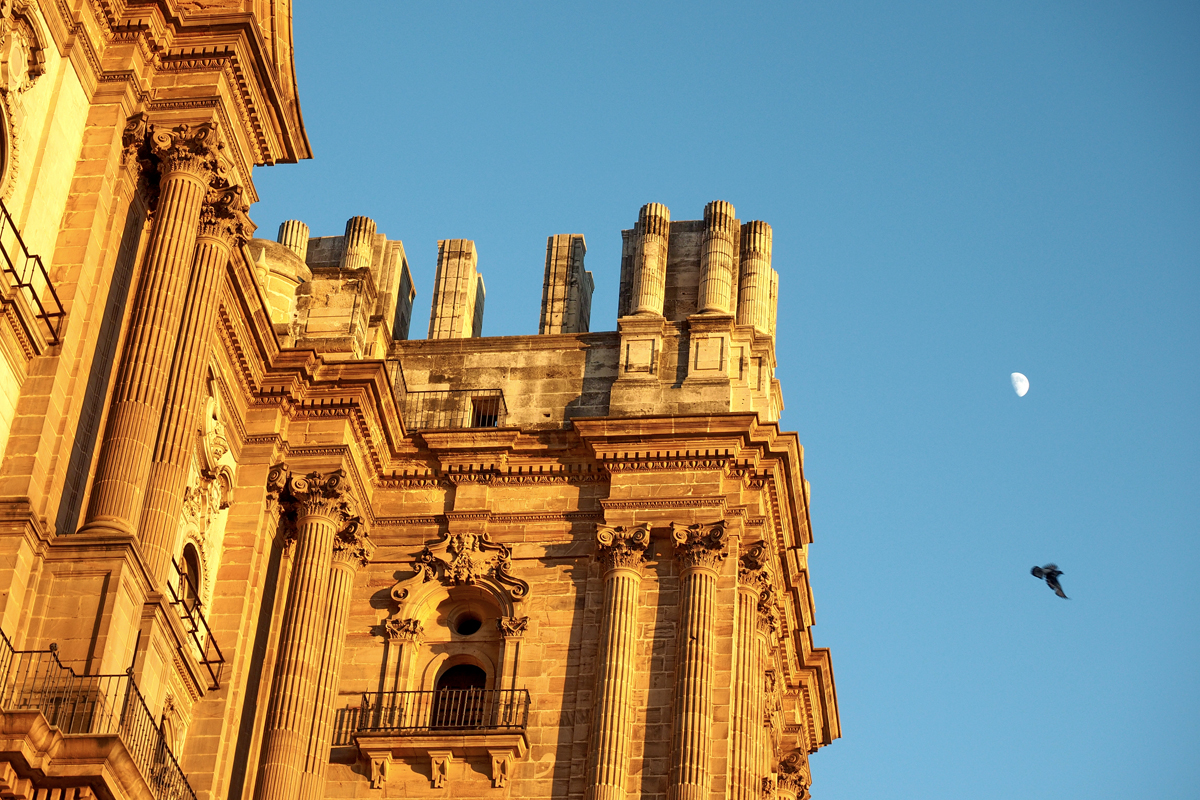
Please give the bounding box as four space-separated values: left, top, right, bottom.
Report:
594 523 651 572
412 531 529 602
739 540 774 594
670 520 728 572
267 464 360 549
777 751 811 800
150 120 221 179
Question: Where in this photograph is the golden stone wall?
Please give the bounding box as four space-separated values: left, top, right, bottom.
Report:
0 4 838 800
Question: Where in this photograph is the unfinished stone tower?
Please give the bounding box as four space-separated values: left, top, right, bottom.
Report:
0 3 838 800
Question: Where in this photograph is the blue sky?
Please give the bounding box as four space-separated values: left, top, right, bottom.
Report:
252 2 1199 797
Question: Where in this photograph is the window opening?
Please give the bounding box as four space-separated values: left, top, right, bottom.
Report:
470 395 500 428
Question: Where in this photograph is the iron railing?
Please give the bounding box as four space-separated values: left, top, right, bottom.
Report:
401 388 507 430
0 631 196 800
358 688 530 733
0 197 65 344
165 557 225 690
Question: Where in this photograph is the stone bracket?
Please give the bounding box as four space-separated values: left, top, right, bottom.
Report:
356 732 528 790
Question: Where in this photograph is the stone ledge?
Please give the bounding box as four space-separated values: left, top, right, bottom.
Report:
355 731 527 790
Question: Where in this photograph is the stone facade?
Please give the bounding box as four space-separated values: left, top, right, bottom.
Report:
0 3 838 800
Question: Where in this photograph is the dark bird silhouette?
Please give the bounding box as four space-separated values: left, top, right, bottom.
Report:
1031 564 1068 599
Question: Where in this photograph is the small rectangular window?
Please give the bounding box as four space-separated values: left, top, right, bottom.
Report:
471 396 500 428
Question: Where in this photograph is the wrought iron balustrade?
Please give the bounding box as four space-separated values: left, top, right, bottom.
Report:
166 557 225 689
358 688 529 734
0 197 65 344
0 630 196 800
400 388 507 430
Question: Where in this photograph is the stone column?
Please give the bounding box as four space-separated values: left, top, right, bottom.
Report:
731 543 772 800
630 203 670 316
382 618 424 693
277 219 310 260
299 517 374 800
82 122 218 538
698 200 738 314
340 215 376 270
584 523 651 800
667 521 728 800
137 184 250 580
736 221 773 334
258 469 356 800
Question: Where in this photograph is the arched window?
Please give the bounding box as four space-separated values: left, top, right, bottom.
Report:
432 663 487 729
181 543 202 612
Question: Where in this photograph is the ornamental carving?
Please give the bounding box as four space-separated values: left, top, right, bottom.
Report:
761 776 777 800
181 381 234 536
739 540 773 595
384 618 423 642
198 182 251 247
778 751 811 800
150 120 221 179
497 616 529 638
670 520 728 572
412 531 529 601
332 515 373 568
595 523 650 572
267 465 360 545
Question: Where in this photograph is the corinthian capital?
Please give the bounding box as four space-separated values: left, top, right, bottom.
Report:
332 515 374 568
150 120 220 179
671 520 728 573
197 183 251 247
269 465 357 524
738 540 773 595
595 523 650 573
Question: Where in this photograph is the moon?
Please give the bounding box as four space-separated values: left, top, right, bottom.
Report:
1011 372 1029 397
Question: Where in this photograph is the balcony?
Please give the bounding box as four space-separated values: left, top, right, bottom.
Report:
400 388 507 431
166 556 226 690
0 631 196 800
0 197 65 345
355 688 530 789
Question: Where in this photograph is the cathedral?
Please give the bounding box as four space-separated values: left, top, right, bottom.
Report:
0 2 838 799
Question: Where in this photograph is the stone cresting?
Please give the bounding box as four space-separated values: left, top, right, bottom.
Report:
668 521 729 800
586 524 651 800
259 466 373 800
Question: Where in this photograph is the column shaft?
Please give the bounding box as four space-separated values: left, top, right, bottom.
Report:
258 509 339 800
84 151 210 536
586 568 642 800
698 200 737 314
138 223 235 580
731 586 762 800
630 203 670 316
298 556 357 800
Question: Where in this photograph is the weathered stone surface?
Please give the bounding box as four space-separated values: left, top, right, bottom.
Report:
0 5 837 800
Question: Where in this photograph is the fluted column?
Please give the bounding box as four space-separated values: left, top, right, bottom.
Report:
667 521 728 800
258 469 356 800
630 203 670 316
138 184 250 580
731 543 772 800
277 219 310 260
698 200 738 314
83 122 218 537
736 221 773 334
584 524 651 800
299 518 374 800
340 216 376 270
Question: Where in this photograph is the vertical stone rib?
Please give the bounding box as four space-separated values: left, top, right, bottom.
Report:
258 470 355 800
299 522 372 800
736 221 773 335
731 543 771 799
698 200 737 314
668 522 728 800
631 203 670 316
138 189 247 580
83 127 216 537
585 524 650 800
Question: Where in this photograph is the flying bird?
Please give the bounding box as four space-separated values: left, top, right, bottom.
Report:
1031 564 1068 599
